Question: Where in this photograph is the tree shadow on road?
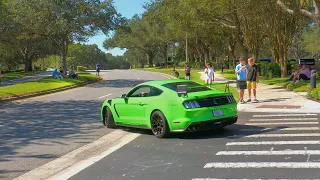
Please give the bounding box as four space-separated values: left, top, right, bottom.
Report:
87 79 149 88
0 100 112 176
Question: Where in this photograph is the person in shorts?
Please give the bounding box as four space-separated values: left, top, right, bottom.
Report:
204 63 214 84
235 58 247 104
246 58 259 102
185 63 191 80
96 64 101 76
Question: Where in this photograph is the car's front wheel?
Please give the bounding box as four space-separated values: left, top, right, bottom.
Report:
104 107 116 128
151 111 170 138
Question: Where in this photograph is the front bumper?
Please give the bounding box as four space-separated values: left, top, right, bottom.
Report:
183 116 238 132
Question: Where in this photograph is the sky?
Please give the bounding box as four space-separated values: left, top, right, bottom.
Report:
85 0 148 56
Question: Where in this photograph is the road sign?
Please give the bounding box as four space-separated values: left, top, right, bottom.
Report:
299 58 315 65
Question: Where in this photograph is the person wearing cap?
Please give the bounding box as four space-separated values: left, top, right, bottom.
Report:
235 57 247 104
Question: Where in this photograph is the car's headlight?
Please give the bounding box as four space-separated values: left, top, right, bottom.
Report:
183 100 200 109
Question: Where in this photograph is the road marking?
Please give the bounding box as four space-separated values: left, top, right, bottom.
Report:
245 122 318 125
226 141 320 146
252 114 317 117
203 162 320 168
231 133 320 138
14 130 140 180
241 127 320 132
216 150 320 155
249 118 318 121
98 93 112 99
192 179 320 180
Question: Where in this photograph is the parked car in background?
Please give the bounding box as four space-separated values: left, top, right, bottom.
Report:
46 67 57 72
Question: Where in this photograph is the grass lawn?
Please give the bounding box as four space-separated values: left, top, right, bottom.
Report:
0 71 40 81
135 68 239 101
216 69 237 80
260 78 320 92
0 72 100 99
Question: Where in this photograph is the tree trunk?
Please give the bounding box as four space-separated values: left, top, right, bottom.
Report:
24 56 32 72
279 45 288 77
61 37 69 73
147 52 154 67
253 49 259 63
163 42 168 66
233 11 248 61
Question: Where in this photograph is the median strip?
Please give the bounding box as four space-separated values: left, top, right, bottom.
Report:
0 73 101 103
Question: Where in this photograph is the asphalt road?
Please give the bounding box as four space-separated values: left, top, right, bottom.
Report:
0 70 170 180
2 70 320 180
70 112 320 180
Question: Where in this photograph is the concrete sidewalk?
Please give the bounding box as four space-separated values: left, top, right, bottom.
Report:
0 72 51 87
200 72 320 113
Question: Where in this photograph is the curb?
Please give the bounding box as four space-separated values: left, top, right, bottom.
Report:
0 78 103 104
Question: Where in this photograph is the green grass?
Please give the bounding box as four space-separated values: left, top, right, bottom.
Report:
135 68 239 101
0 71 39 81
260 78 320 92
216 69 237 80
0 72 101 99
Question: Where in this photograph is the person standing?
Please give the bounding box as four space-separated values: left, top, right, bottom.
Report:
246 58 259 102
235 58 247 104
205 63 214 84
185 63 191 80
96 63 101 76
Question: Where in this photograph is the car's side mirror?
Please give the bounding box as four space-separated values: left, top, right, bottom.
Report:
121 94 127 98
177 85 188 97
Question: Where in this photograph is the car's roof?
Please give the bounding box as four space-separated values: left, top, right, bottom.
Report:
140 79 190 86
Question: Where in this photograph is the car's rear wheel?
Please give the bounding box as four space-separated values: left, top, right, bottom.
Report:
104 107 116 128
151 111 170 138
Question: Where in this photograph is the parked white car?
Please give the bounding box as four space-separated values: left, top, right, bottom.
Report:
46 67 57 72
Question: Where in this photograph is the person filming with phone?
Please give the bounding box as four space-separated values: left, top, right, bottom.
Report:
235 57 247 104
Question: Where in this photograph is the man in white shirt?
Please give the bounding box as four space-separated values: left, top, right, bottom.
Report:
205 63 214 84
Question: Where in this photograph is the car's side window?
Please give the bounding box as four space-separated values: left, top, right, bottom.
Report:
148 87 163 97
128 86 151 97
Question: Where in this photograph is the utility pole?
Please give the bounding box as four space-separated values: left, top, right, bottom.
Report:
185 32 188 63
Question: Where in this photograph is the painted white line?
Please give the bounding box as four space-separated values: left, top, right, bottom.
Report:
252 114 317 117
192 179 320 180
226 140 320 146
98 93 112 99
231 133 320 138
245 122 318 125
216 150 320 156
14 130 140 180
249 118 318 121
241 127 320 132
203 162 320 168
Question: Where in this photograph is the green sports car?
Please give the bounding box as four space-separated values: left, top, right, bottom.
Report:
101 79 238 138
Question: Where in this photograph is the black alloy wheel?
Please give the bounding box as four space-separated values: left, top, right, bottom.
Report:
151 111 170 138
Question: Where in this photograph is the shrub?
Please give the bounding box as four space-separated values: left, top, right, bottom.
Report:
77 66 87 72
308 88 320 100
259 62 281 79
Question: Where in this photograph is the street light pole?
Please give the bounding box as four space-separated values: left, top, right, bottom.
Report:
185 32 188 63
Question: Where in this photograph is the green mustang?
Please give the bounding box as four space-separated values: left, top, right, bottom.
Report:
101 79 238 138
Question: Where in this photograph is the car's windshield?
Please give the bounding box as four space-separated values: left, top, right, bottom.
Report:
162 82 211 92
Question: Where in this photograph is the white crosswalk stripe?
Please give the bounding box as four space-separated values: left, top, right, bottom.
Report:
241 127 320 131
252 114 318 117
249 118 318 121
193 113 320 179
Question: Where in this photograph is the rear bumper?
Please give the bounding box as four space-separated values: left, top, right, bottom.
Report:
182 116 238 132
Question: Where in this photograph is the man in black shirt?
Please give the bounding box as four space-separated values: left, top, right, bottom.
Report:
246 58 259 102
185 63 191 80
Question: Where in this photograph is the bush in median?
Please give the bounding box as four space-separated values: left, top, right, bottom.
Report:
77 66 87 72
308 88 320 100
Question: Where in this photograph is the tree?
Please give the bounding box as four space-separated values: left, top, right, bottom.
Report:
9 0 118 72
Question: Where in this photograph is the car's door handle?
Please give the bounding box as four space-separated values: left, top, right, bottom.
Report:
139 102 145 106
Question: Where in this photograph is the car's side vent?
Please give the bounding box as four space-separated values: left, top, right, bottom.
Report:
226 95 236 104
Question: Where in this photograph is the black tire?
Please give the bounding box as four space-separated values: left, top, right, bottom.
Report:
104 107 116 128
151 111 170 138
